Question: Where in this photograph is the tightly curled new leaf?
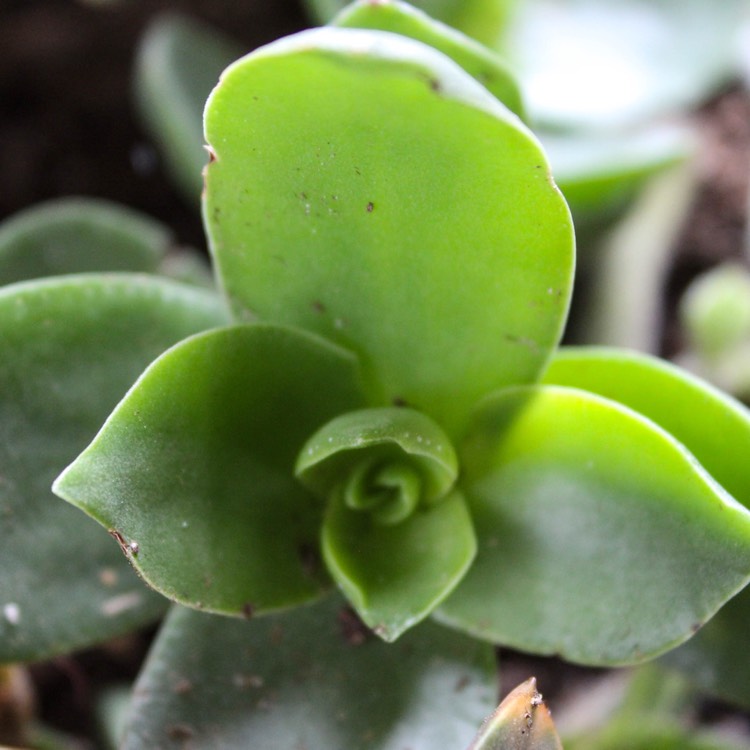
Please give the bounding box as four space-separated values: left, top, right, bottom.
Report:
296 407 459 524
296 408 475 640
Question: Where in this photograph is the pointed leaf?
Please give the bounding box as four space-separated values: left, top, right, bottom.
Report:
468 677 562 750
332 0 527 120
134 12 242 201
323 488 476 640
204 26 574 438
0 275 227 662
437 385 750 665
121 597 496 750
54 324 366 616
0 198 171 285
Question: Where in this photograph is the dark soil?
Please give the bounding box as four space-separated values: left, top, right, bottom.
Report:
2 1 750 747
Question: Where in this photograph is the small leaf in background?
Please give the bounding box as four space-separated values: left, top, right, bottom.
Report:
468 677 562 750
120 596 496 750
438 385 750 665
54 324 366 616
204 26 574 438
0 275 227 662
0 197 170 285
134 12 243 201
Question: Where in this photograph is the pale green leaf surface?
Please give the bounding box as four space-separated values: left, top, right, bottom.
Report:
0 275 227 662
134 12 242 201
54 324 367 616
437 386 750 665
121 596 496 750
204 26 573 438
0 197 170 285
323 488 476 640
332 0 527 120
507 0 749 129
544 348 750 703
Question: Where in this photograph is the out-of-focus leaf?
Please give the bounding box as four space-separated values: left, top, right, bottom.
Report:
204 26 573 438
0 197 170 285
437 385 750 665
54 324 366 616
506 0 749 129
134 12 242 201
0 275 227 662
121 597 496 750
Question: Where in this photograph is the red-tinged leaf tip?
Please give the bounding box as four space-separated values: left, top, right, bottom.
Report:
467 677 563 750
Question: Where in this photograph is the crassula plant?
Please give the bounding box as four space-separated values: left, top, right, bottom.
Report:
3 1 750 745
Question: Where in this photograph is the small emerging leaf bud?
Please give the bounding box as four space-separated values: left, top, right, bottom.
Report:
467 677 563 750
295 407 458 526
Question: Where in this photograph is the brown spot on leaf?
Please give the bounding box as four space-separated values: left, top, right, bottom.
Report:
366 201 374 212
242 602 255 620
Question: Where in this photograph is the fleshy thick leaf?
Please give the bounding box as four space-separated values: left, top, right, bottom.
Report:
0 197 170 285
468 677 562 750
323 488 476 640
0 275 227 662
332 0 527 120
544 348 750 704
308 0 520 47
437 385 750 665
121 597 496 750
204 26 574 438
54 324 366 616
134 12 242 201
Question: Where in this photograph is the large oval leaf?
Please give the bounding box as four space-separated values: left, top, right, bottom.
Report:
54 324 366 616
204 26 574 438
543 348 750 703
0 275 227 662
121 597 496 750
437 385 750 665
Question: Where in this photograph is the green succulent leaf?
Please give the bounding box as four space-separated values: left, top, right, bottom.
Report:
323 487 475 640
308 0 520 48
437 385 750 665
121 596 496 750
468 677 562 750
332 0 527 120
134 12 242 201
204 26 574 438
543 348 750 704
296 407 459 510
0 198 171 285
0 275 227 662
54 324 367 616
